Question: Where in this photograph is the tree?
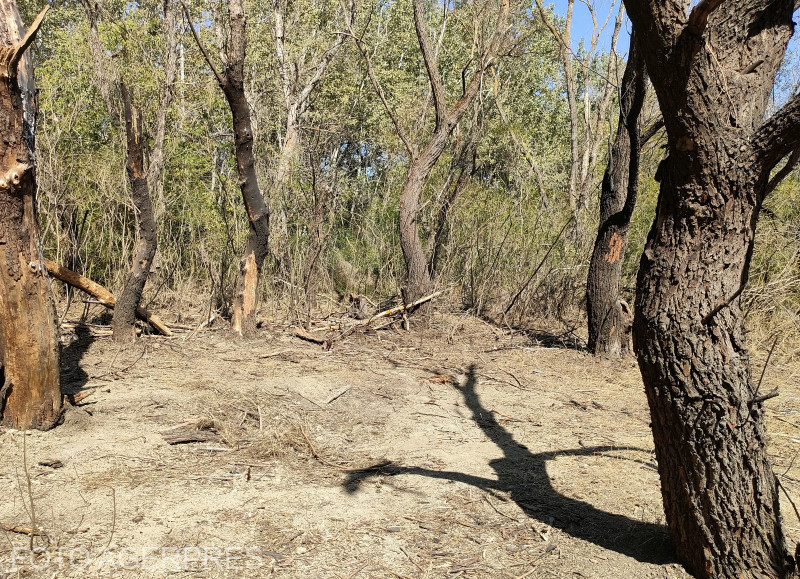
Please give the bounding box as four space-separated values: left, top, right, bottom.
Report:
186 0 269 337
351 0 510 309
110 0 178 342
533 0 624 216
111 83 159 342
269 0 353 278
0 4 61 430
623 0 800 575
586 31 650 356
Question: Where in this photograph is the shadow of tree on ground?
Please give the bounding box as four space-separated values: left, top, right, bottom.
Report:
344 364 674 565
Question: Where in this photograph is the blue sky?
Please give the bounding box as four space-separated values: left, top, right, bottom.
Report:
547 0 631 56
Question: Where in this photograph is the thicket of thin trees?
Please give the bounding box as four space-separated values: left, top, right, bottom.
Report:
1 0 800 576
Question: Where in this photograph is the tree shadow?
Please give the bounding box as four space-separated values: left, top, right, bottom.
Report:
343 364 674 565
60 323 95 397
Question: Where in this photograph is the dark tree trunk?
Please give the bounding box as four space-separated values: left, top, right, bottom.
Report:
622 0 800 576
186 0 269 337
226 84 269 337
0 5 61 430
586 33 646 357
112 83 157 343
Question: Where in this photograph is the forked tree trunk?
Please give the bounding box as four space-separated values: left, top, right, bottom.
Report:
186 0 269 337
586 33 646 356
623 0 800 576
0 4 61 430
398 0 509 311
112 83 157 343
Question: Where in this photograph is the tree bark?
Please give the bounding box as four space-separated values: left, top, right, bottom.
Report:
586 32 646 357
186 0 269 337
623 0 800 576
0 4 61 430
112 83 158 343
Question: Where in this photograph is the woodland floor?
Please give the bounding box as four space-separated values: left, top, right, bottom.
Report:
1 307 799 578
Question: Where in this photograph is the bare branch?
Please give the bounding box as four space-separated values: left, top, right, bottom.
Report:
413 0 447 130
182 2 226 89
641 118 665 146
8 5 48 76
687 0 726 36
344 27 415 157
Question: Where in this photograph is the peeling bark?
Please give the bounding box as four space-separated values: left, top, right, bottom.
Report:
0 3 61 430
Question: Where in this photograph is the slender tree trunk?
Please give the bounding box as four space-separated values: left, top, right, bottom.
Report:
586 33 646 356
0 5 61 430
226 84 269 337
187 0 269 337
269 108 299 278
622 1 800 575
302 173 331 310
112 84 157 343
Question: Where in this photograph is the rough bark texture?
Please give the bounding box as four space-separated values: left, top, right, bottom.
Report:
112 83 157 343
187 0 269 337
586 33 646 357
0 4 61 430
623 0 800 576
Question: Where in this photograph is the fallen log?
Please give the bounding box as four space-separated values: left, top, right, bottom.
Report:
312 290 445 332
44 258 173 337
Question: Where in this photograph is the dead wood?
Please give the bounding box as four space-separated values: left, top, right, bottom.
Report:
44 259 172 336
160 419 221 445
1 523 44 536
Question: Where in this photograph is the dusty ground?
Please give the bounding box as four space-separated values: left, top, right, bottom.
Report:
1 311 799 578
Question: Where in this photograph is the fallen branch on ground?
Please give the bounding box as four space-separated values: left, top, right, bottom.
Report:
44 259 173 336
1 523 44 536
312 290 444 332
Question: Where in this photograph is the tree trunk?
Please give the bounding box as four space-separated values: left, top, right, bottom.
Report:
586 33 646 357
227 84 269 338
622 1 800 576
0 4 61 430
302 173 331 310
187 0 269 338
112 83 157 343
399 150 440 307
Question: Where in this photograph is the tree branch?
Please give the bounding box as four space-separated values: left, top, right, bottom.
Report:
413 0 447 130
687 0 726 36
296 0 355 107
344 25 416 157
765 146 800 197
8 5 48 77
754 92 800 176
182 2 226 89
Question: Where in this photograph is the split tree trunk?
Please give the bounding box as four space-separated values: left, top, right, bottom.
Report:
186 0 269 337
112 83 157 343
622 0 800 575
586 33 646 357
0 4 61 430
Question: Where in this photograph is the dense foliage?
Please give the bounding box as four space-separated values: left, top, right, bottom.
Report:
19 0 800 351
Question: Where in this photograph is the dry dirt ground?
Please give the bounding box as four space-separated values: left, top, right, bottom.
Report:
1 312 799 578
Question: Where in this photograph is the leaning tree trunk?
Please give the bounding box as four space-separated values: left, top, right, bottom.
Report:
187 0 269 338
227 83 269 337
112 83 157 343
623 0 800 575
0 5 61 430
586 33 646 357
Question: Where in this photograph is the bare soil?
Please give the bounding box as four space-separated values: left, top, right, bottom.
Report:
1 312 799 578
